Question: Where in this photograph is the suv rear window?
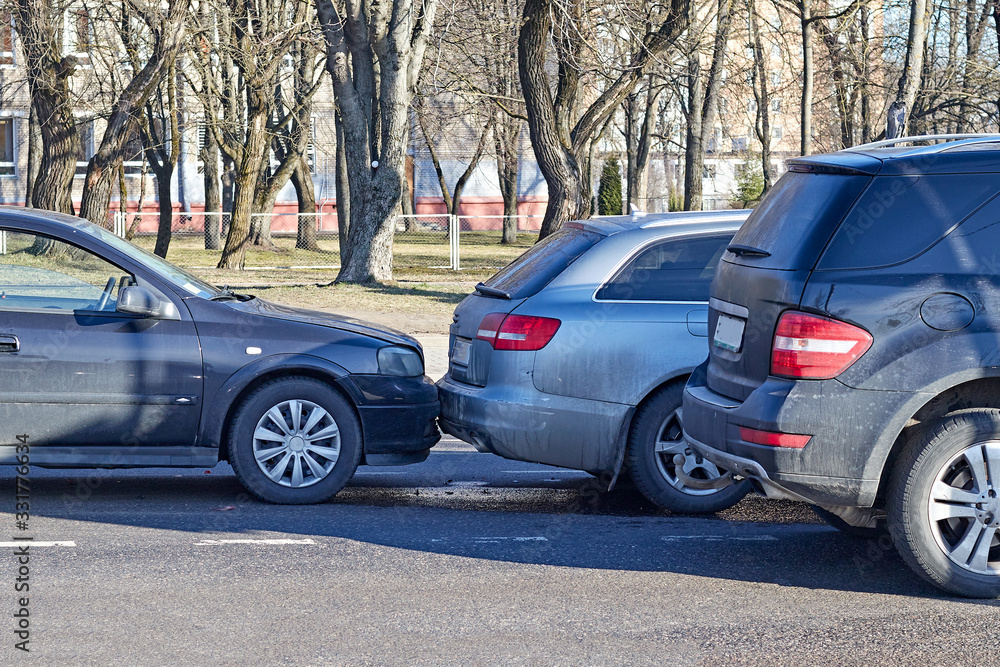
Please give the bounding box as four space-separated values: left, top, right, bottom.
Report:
817 174 1000 270
481 228 603 299
726 171 870 270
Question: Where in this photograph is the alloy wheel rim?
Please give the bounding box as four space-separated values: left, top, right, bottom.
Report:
653 409 726 496
252 399 341 488
926 440 1000 576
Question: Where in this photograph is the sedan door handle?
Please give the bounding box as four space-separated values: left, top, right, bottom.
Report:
0 334 19 352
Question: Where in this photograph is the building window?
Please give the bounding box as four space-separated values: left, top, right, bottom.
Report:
771 98 782 113
770 70 781 87
772 126 783 140
732 136 749 152
702 165 717 179
65 7 93 65
0 119 14 176
0 13 13 67
76 119 94 176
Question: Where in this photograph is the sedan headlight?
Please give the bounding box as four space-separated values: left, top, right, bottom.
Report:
377 346 424 377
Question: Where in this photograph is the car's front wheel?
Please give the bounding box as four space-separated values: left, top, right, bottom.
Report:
627 383 750 513
888 409 1000 598
228 377 362 504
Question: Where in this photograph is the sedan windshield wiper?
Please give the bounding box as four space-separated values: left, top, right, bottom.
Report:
726 244 771 258
474 283 511 300
210 286 254 302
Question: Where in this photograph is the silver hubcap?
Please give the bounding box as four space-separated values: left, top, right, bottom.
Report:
926 440 1000 576
252 399 341 488
653 409 727 496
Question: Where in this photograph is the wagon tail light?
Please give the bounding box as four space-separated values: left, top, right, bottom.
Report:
476 313 561 351
771 311 872 379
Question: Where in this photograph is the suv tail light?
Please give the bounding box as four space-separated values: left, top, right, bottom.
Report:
476 313 560 351
771 311 872 379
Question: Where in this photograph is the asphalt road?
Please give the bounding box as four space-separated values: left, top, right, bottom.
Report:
1 437 998 666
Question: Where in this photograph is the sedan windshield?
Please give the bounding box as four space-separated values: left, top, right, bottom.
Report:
78 223 220 299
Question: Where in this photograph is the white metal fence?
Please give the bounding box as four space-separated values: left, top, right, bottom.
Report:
108 210 542 271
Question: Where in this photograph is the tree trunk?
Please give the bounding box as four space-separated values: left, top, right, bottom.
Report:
418 111 453 212
634 83 661 212
203 122 222 249
750 1 774 193
495 115 520 244
153 172 173 258
334 113 351 261
683 10 705 212
860 1 873 143
25 106 41 207
14 0 79 214
218 109 270 269
450 118 493 216
800 0 814 155
292 156 319 250
895 0 930 133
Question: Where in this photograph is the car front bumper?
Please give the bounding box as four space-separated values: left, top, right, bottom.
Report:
435 374 632 476
344 375 441 465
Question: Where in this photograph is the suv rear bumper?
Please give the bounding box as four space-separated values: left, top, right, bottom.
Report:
681 365 914 507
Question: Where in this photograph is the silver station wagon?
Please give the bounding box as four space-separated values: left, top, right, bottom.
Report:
437 210 753 513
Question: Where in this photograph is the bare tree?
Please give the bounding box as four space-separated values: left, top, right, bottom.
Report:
683 0 732 211
748 0 774 192
78 0 190 228
316 0 438 282
190 0 314 269
12 0 80 213
518 0 689 239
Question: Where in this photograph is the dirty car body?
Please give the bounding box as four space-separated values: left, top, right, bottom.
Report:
0 208 439 504
437 210 752 512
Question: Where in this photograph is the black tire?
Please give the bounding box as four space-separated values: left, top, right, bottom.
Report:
627 382 751 513
228 377 362 504
888 409 1000 598
811 505 886 540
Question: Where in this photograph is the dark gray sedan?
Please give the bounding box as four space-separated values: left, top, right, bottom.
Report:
0 208 439 503
437 210 752 513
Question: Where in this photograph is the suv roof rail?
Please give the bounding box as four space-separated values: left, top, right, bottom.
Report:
850 133 1000 151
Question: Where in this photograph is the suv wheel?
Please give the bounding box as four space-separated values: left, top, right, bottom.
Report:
889 409 1000 598
228 377 362 504
627 383 750 513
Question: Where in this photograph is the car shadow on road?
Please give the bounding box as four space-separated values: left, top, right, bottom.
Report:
2 469 992 603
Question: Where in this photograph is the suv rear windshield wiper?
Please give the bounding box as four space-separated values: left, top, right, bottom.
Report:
474 283 512 299
726 244 771 258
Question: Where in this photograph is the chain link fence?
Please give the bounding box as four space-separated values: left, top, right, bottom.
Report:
109 210 541 273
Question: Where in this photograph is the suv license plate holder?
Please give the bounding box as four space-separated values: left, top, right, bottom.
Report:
713 313 746 352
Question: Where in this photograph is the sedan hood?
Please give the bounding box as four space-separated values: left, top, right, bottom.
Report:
241 298 421 350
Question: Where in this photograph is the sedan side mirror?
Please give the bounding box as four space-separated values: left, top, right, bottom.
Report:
117 285 169 318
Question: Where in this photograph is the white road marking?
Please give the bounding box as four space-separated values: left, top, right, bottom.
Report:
661 535 778 542
0 541 76 547
430 536 549 543
194 538 317 546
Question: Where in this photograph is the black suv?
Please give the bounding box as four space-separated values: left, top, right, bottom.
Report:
683 135 1000 597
